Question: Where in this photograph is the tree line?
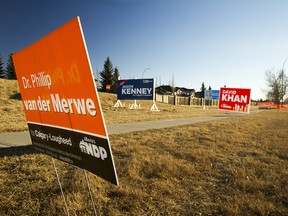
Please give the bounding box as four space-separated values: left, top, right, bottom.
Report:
0 54 16 79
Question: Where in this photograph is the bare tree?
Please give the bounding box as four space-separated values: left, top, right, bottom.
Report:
265 69 288 104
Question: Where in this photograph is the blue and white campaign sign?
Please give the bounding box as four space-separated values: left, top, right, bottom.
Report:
117 79 154 100
204 90 220 100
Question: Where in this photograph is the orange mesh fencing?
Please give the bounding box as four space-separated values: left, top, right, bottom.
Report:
258 102 288 109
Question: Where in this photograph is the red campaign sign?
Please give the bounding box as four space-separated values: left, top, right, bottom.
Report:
218 87 251 113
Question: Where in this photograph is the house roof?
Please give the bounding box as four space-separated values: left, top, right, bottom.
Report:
155 85 195 95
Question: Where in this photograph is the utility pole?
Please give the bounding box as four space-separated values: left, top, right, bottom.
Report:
281 57 288 106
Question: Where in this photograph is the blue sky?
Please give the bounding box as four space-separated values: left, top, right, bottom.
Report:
1 0 288 100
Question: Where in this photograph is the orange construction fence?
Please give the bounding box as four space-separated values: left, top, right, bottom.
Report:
258 102 288 109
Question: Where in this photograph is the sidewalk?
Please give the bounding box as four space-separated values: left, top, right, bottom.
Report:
0 113 244 148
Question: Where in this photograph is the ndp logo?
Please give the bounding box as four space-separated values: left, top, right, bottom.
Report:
79 137 107 160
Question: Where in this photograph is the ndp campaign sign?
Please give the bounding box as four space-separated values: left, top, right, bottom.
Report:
204 90 220 100
12 17 118 185
218 87 251 113
117 79 154 100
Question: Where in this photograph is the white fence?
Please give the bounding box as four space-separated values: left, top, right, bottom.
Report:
155 94 218 106
155 94 258 107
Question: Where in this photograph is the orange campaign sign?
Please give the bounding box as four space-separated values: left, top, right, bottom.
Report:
12 17 118 185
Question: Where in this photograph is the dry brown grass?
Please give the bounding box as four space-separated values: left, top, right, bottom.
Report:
0 79 253 132
0 79 27 132
0 79 287 215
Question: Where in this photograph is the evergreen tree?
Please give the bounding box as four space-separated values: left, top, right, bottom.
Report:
208 85 212 90
0 54 6 78
6 53 17 80
200 82 206 98
111 67 120 93
99 57 114 92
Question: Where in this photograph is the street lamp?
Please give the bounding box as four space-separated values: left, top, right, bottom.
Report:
142 67 151 78
281 58 288 106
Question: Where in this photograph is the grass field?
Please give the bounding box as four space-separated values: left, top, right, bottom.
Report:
0 78 251 132
0 79 288 215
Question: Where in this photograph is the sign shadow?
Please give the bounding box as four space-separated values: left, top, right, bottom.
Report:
0 145 37 157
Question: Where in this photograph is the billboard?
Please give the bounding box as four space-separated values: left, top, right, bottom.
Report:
218 87 251 113
117 78 154 100
204 90 220 100
12 17 118 185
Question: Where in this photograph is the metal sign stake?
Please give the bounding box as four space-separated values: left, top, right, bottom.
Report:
83 169 97 216
51 158 70 216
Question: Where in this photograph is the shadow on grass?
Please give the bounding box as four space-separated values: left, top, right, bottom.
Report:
9 93 22 100
0 145 37 157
